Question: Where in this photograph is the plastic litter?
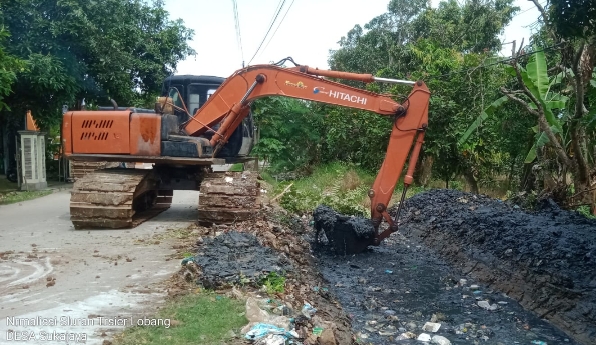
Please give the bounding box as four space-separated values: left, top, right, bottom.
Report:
180 256 195 265
531 341 547 345
242 297 290 333
301 302 317 319
396 331 416 340
312 327 324 336
254 334 285 345
245 323 298 341
477 300 498 311
422 322 441 332
417 332 432 341
312 286 329 293
385 270 393 274
245 323 285 339
431 335 452 345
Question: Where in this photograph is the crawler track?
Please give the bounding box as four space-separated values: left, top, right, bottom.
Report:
197 171 261 226
70 168 172 229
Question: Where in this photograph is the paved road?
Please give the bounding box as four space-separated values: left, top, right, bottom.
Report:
0 189 200 344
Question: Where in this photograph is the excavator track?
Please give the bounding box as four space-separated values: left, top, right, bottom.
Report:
70 168 172 229
197 171 261 226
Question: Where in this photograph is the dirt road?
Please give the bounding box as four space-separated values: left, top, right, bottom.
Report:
0 189 199 345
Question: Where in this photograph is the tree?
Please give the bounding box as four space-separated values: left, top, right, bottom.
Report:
251 97 324 173
326 0 519 190
0 0 195 129
0 28 25 111
529 1 595 208
462 0 596 210
549 0 596 40
410 0 504 53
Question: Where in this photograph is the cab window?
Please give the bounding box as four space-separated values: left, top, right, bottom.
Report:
168 85 184 109
207 89 216 99
188 84 201 114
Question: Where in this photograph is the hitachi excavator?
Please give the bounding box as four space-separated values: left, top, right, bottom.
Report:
61 57 430 250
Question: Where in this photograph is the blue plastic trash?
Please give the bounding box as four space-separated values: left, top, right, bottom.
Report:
244 323 297 341
301 303 317 319
181 257 195 266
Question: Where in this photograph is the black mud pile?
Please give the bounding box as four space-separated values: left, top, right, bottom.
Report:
313 205 376 255
392 189 596 345
193 231 292 289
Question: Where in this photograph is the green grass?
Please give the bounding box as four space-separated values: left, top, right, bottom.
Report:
266 162 376 216
0 177 54 205
291 162 376 191
263 162 431 216
0 190 53 205
114 292 248 345
259 171 278 189
229 163 244 172
261 272 286 294
576 205 596 219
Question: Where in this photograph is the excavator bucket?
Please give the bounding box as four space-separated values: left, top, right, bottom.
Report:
313 205 376 255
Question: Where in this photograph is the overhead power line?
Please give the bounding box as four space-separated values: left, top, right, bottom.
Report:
248 0 287 65
512 1 546 18
265 0 286 35
231 0 245 67
258 0 296 61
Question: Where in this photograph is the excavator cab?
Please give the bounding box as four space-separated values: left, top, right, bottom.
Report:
160 75 255 160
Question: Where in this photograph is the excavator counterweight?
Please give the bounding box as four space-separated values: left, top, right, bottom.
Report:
62 58 430 253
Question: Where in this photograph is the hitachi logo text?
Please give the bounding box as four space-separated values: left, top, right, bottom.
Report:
328 90 367 105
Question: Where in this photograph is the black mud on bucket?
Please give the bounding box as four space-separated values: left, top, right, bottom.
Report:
313 205 376 255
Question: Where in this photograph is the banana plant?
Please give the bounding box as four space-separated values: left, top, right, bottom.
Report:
460 48 569 164
581 71 596 132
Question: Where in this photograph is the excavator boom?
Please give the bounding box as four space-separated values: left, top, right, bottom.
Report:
183 62 430 240
183 64 412 140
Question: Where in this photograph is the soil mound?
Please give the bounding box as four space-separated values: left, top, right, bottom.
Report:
392 189 596 345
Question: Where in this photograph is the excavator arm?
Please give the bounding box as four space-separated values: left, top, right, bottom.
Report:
183 62 430 242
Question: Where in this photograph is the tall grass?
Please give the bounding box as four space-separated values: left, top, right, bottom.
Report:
264 162 425 216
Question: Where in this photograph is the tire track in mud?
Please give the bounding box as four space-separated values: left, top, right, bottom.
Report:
3 257 54 288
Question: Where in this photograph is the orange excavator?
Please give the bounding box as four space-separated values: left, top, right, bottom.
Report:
62 57 429 250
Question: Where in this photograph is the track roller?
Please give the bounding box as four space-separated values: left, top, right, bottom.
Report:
197 171 261 226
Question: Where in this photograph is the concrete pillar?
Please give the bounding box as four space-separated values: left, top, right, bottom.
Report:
18 131 47 190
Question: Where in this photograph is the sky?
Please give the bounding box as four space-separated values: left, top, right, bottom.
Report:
163 0 543 78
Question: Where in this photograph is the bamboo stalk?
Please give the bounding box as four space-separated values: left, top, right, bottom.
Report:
269 183 293 204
